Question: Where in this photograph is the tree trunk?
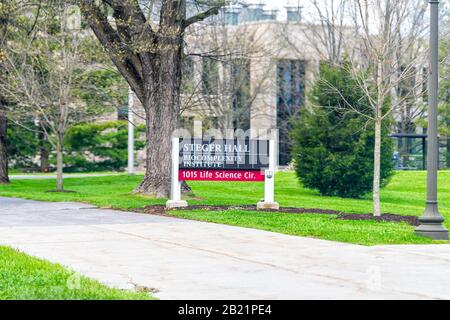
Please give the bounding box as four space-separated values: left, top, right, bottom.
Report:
39 131 49 173
56 140 64 191
134 31 183 198
0 104 8 184
134 99 176 197
373 116 382 217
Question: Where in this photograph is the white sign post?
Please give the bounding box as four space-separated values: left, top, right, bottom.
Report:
257 139 279 210
166 137 188 209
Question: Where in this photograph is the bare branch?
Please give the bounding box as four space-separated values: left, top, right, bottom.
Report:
183 5 222 30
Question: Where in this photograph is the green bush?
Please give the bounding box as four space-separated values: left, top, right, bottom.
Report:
291 62 394 198
7 121 41 169
64 121 145 172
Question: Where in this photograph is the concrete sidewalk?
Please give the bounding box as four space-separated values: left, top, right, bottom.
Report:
0 196 450 300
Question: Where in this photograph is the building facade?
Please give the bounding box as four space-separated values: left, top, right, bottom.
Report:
109 1 442 169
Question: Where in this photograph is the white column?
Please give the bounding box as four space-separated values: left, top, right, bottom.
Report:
257 139 279 210
193 119 203 138
166 137 188 209
127 87 135 175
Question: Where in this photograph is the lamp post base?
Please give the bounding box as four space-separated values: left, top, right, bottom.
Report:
415 202 449 240
414 229 449 240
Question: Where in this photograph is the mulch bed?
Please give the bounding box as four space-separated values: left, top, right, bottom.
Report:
184 205 343 215
337 213 420 226
138 204 420 226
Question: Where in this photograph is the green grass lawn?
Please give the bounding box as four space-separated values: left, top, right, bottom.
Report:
9 171 122 177
0 171 449 245
0 246 152 300
172 210 432 245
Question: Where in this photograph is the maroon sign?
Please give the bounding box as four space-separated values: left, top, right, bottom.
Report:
179 169 265 182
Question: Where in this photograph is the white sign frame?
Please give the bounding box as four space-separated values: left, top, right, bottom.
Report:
165 137 279 210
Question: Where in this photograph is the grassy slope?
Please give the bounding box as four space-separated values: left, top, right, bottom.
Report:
0 246 152 300
0 171 449 245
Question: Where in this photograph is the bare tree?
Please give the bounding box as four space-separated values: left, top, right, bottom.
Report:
0 0 21 184
1 2 104 191
438 1 450 168
391 0 429 135
0 97 7 184
301 0 349 64
78 0 227 198
329 0 428 216
284 0 428 214
1 0 44 183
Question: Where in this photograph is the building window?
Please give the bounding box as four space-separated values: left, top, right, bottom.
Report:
179 116 195 135
181 56 195 95
232 59 251 131
277 59 306 165
244 4 264 22
117 106 128 121
397 65 416 98
224 7 240 26
422 67 428 102
202 116 219 131
286 7 302 22
202 57 219 95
